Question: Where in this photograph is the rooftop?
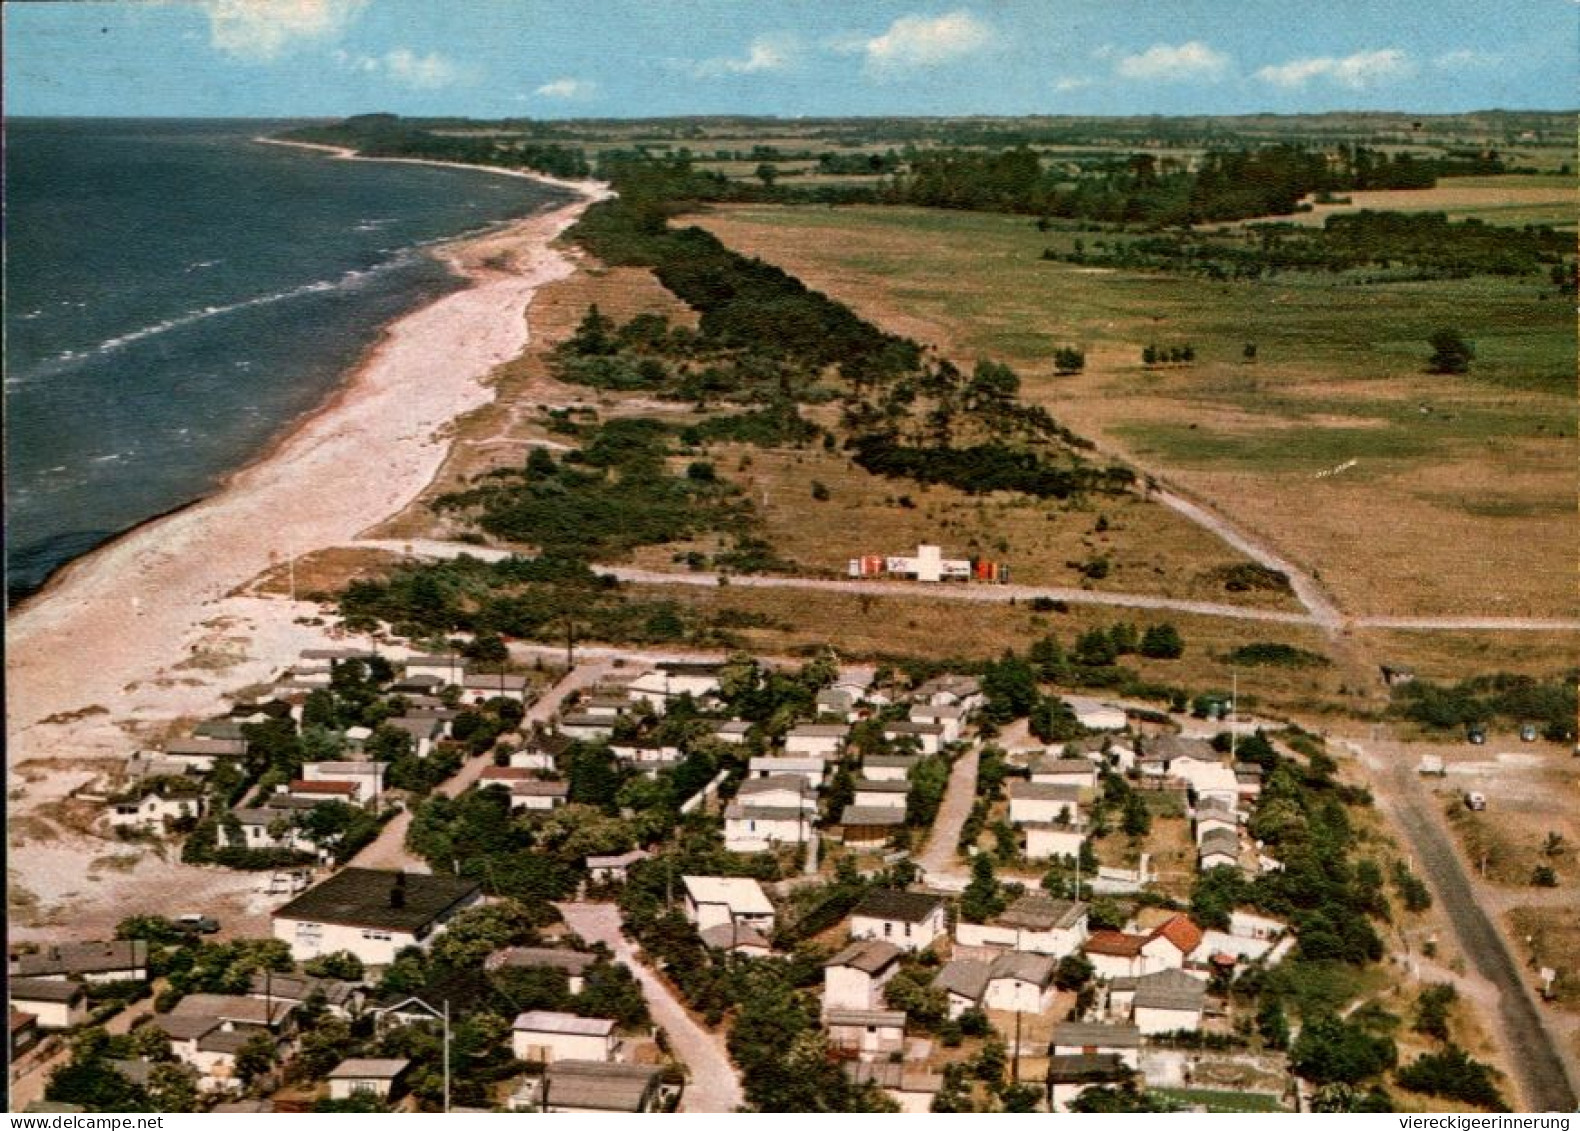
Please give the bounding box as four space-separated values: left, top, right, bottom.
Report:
1050 1021 1142 1049
996 893 1088 932
513 1011 614 1037
699 923 773 951
542 1060 660 1112
824 938 903 975
486 947 596 976
681 876 774 916
932 958 990 1002
11 940 147 978
273 868 479 934
825 1008 906 1028
1132 968 1208 1012
852 889 944 924
1007 781 1083 803
989 950 1056 988
328 1058 410 1080
838 805 907 827
1083 930 1150 958
9 977 85 1004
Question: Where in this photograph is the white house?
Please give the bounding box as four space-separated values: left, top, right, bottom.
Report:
1063 697 1128 732
852 777 910 811
982 952 1058 1014
1029 757 1098 791
272 868 482 965
724 803 812 853
476 768 569 811
515 1061 665 1114
709 720 753 745
736 775 816 811
784 723 850 759
511 1012 617 1064
848 890 947 953
327 1058 409 1101
1024 824 1087 863
1198 828 1242 871
1192 798 1239 845
825 1009 907 1058
913 674 983 711
747 756 825 788
9 978 88 1030
699 923 773 957
1049 1021 1142 1070
107 788 205 832
461 671 529 703
882 721 945 755
816 688 860 723
1084 916 1202 980
301 761 386 805
580 693 635 719
385 717 443 760
908 704 965 743
610 742 683 765
1118 968 1207 1035
11 940 148 984
861 755 919 782
558 713 615 741
403 654 465 683
584 849 650 885
163 737 247 772
1007 781 1082 827
955 893 1088 959
681 876 775 934
883 543 971 584
823 939 903 1012
486 949 596 994
1172 758 1240 809
627 662 723 711
932 958 991 1018
1230 910 1287 941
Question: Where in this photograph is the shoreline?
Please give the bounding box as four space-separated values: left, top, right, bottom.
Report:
6 148 608 928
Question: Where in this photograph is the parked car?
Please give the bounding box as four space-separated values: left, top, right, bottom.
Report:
175 914 220 935
1467 726 1487 745
1463 791 1487 811
1520 723 1538 743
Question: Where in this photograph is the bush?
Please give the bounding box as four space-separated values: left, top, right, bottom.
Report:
1396 1045 1508 1110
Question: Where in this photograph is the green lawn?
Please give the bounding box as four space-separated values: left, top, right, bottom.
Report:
1154 1088 1288 1112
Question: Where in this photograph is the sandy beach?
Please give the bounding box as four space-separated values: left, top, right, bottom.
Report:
6 153 609 936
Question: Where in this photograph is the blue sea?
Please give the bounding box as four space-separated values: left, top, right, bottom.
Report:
4 119 573 603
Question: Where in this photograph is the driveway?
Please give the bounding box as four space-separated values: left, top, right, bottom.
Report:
557 901 743 1113
916 743 980 885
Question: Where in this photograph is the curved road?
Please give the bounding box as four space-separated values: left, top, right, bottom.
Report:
1356 740 1577 1112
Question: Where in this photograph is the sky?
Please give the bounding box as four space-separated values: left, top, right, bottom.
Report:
5 0 1576 120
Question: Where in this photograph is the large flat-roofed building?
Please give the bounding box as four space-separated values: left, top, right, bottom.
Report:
271 868 481 965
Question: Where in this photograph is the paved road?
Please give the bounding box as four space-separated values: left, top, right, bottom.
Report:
351 539 1580 633
351 660 612 871
916 743 980 885
556 901 743 1113
1355 739 1577 1112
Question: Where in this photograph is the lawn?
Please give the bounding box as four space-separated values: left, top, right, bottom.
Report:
1153 1088 1287 1112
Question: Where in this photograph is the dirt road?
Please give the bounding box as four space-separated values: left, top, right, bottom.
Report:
556 901 743 1113
916 744 980 886
1354 738 1577 1111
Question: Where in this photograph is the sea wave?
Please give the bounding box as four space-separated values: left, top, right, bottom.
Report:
10 254 417 387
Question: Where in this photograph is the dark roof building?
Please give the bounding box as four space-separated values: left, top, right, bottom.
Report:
851 890 946 924
272 868 480 935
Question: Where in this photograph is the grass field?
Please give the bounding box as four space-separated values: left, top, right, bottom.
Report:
690 201 1575 620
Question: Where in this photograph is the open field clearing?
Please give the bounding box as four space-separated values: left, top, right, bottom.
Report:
1253 174 1577 229
691 203 1575 619
1355 627 1579 683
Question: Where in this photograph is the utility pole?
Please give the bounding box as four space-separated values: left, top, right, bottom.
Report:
1012 1010 1022 1084
1229 670 1238 762
564 617 575 671
443 998 451 1114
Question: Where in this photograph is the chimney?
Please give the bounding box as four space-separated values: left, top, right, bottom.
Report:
389 872 407 909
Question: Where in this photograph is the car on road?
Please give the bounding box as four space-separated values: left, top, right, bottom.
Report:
1520 723 1538 743
1466 725 1487 745
1463 791 1487 811
175 914 220 935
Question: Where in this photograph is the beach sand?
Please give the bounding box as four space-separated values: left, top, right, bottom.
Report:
6 163 609 937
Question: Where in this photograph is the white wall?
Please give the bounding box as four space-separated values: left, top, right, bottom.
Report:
511 1028 613 1063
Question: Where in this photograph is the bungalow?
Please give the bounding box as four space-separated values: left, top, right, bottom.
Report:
579 693 634 719
107 786 205 832
343 726 374 755
286 779 362 806
747 756 825 788
327 1058 409 1102
389 674 446 697
272 868 482 965
627 662 723 711
1063 697 1128 732
708 719 752 745
1122 968 1206 1035
848 890 948 953
485 948 596 994
405 707 458 738
825 1009 906 1059
844 1062 945 1114
882 721 944 755
1197 827 1242 871
955 893 1088 959
852 777 910 811
982 951 1058 1015
698 922 773 957
681 876 775 934
1024 823 1087 864
557 713 615 741
913 674 983 712
12 940 148 984
1172 759 1240 810
476 769 569 811
736 775 817 811
835 805 906 848
823 939 903 1012
301 761 386 805
246 971 361 1017
511 1011 617 1064
11 1009 40 1059
1192 797 1239 844
9 977 88 1030
193 718 248 742
1146 734 1217 766
1047 1053 1133 1113
1235 763 1265 802
908 704 965 743
932 958 991 1019
1049 1021 1142 1070
516 1061 665 1114
584 849 650 885
816 688 860 723
122 753 199 783
1029 756 1098 791
402 654 465 683
385 717 443 760
163 737 247 772
461 671 529 703
155 994 295 1089
861 755 920 783
1007 781 1082 827
225 807 317 856
724 803 812 853
1085 915 1202 979
784 723 850 760
610 742 683 766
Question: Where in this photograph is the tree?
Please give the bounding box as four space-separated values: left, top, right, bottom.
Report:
1257 997 1290 1050
1426 327 1474 374
1139 622 1184 659
147 1063 201 1113
1121 792 1151 837
754 162 778 188
302 950 365 982
1290 1013 1397 1085
1053 346 1085 375
1412 983 1455 1042
960 854 1006 924
980 652 1039 722
1395 1045 1508 1110
233 1030 279 1087
1073 627 1118 667
1054 952 1094 992
569 304 615 356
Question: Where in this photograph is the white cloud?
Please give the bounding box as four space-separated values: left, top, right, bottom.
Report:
857 10 993 72
692 34 798 77
1256 48 1414 90
1114 41 1230 82
202 0 365 62
535 77 597 100
1053 76 1093 93
382 48 463 89
1434 48 1500 69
